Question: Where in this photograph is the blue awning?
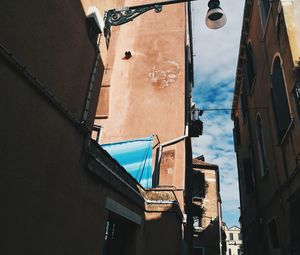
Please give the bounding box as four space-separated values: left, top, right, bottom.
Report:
101 137 153 188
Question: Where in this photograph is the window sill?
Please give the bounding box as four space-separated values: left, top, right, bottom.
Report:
249 76 257 97
278 118 294 146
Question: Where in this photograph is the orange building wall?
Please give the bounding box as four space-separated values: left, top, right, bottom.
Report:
95 0 187 193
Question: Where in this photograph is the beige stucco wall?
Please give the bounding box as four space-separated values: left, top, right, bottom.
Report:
225 227 242 255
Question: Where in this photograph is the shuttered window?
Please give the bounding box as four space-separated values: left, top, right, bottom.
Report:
243 158 254 193
233 117 241 150
241 85 248 124
259 0 270 28
245 43 255 94
271 57 291 142
256 115 268 176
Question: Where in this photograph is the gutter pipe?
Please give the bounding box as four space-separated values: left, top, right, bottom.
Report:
154 124 189 185
0 42 84 130
81 37 101 127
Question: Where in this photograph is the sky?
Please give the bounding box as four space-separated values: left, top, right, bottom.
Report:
191 0 245 227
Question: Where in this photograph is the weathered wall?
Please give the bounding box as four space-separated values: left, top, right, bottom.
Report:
0 0 104 253
94 0 187 196
0 1 185 254
144 211 182 255
233 0 300 254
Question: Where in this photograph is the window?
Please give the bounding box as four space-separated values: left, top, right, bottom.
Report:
193 216 200 228
268 219 280 249
86 6 103 46
271 56 292 142
229 248 232 255
230 233 234 240
194 247 204 255
103 212 136 255
259 0 271 29
233 117 241 149
243 158 255 193
245 43 256 94
240 85 248 123
238 233 242 240
293 81 300 119
192 170 206 198
103 220 116 254
276 10 283 45
256 115 268 176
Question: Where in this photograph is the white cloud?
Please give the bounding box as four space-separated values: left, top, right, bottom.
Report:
192 0 244 86
191 0 244 226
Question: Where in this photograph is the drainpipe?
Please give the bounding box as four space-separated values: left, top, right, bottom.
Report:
217 195 223 255
92 125 103 144
214 167 223 255
154 124 189 185
0 42 84 130
81 38 101 128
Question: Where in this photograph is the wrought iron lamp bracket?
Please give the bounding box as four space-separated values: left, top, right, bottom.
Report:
103 0 199 35
104 4 163 32
103 0 224 36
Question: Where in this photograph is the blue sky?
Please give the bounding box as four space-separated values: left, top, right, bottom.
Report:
191 0 245 227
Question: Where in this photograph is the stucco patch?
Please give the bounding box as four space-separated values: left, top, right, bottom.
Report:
148 61 180 88
280 0 293 6
161 150 175 175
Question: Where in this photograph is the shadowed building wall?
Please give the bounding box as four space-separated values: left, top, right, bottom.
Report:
0 0 105 253
232 0 300 254
0 1 188 254
192 156 224 255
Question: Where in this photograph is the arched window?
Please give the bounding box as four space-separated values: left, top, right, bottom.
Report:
271 56 292 142
258 0 270 28
256 114 268 176
245 42 255 93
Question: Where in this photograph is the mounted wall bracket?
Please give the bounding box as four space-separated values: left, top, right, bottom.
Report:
103 0 197 36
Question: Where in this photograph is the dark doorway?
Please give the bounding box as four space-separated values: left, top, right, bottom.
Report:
194 247 204 255
103 212 137 255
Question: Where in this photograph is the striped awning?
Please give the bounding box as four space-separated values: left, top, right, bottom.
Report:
101 137 153 188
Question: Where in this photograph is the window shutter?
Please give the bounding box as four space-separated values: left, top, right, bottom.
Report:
243 158 254 193
271 59 291 141
245 44 255 94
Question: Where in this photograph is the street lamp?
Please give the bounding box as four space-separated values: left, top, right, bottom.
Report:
104 0 226 35
206 0 227 29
